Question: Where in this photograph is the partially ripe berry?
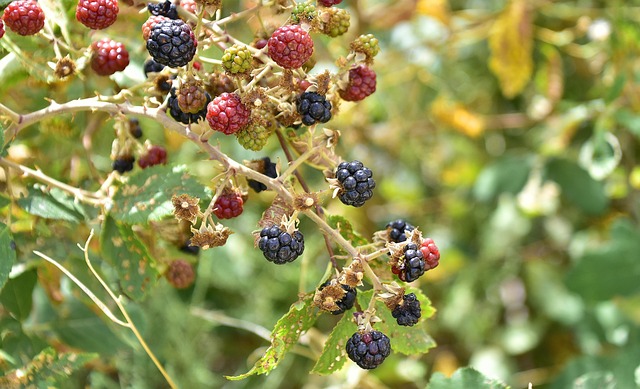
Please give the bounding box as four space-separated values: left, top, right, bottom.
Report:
339 65 377 102
180 0 197 14
142 15 169 41
91 38 129 76
420 238 440 270
213 191 244 219
138 145 167 168
165 259 195 289
2 0 45 36
206 92 251 135
76 0 119 30
267 24 314 69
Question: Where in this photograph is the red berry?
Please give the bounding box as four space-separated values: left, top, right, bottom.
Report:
420 238 440 270
0 20 5 39
298 79 312 93
339 65 377 102
138 145 168 168
2 0 45 36
91 38 129 76
213 191 243 219
206 92 251 135
192 61 202 71
76 0 119 30
267 24 314 69
254 39 268 50
142 15 168 40
318 0 342 6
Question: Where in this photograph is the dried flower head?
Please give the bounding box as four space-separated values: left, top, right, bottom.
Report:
190 223 232 250
172 194 201 224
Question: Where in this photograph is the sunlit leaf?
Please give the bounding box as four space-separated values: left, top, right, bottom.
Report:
488 0 534 98
311 311 357 375
17 186 87 223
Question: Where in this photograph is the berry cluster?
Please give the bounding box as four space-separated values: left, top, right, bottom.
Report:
391 293 422 326
386 219 415 243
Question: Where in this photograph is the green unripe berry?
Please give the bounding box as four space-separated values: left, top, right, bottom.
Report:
222 44 253 74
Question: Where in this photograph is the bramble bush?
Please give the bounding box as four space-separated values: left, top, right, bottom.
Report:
1 0 640 388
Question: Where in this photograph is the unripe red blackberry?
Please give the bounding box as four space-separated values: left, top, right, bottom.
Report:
339 65 377 102
258 225 305 264
177 79 208 114
2 0 45 36
391 293 421 326
420 238 440 270
206 92 251 135
165 259 195 289
213 190 243 219
267 24 314 69
90 38 129 76
318 0 342 6
0 20 5 39
76 0 119 30
345 330 391 370
138 145 168 168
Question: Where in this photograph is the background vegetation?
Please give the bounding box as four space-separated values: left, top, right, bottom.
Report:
1 0 640 388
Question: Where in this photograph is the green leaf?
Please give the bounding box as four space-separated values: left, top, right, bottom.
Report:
111 164 211 224
0 0 12 12
326 214 369 248
1 347 97 388
566 218 640 301
100 215 158 301
573 372 616 389
543 158 609 215
0 222 16 292
0 269 37 321
17 186 86 223
226 294 319 380
311 311 358 375
357 288 436 356
428 367 510 389
0 194 10 209
474 155 532 202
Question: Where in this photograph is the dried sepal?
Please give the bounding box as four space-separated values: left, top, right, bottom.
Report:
293 192 318 211
313 279 346 313
190 223 232 250
340 259 364 288
172 194 201 224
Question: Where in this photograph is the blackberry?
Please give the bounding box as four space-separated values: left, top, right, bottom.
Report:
2 0 45 36
205 92 251 135
296 92 331 126
339 65 377 102
177 79 208 114
420 238 440 270
221 44 253 74
0 20 4 39
146 19 197 68
351 34 380 60
236 124 272 151
391 293 421 326
112 156 135 173
248 157 277 193
142 15 169 40
165 259 195 289
213 191 243 219
129 118 143 138
179 239 200 255
335 160 375 207
394 242 425 283
318 0 342 6
138 145 168 168
345 330 391 370
319 7 350 37
318 280 356 315
168 88 211 124
90 38 129 76
386 219 415 243
205 72 235 97
258 225 304 264
76 0 118 30
267 24 314 69
291 2 316 24
143 58 165 78
148 0 179 19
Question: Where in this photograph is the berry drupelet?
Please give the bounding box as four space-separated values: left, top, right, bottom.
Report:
346 330 391 370
339 65 377 102
296 92 332 126
213 191 244 219
258 225 304 264
76 0 119 30
2 0 45 36
146 19 197 68
335 161 375 207
386 219 415 243
391 293 421 326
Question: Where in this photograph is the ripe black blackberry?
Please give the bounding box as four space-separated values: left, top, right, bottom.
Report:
386 219 415 243
335 161 375 207
296 92 332 126
346 330 391 370
248 157 277 193
146 19 197 68
391 293 421 326
318 280 357 315
396 243 425 283
129 118 143 138
148 0 179 19
168 88 211 124
258 226 304 264
144 58 165 78
112 156 135 174
179 239 200 255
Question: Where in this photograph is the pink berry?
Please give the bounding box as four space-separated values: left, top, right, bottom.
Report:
420 238 440 270
267 24 314 69
339 65 377 102
138 146 168 169
206 93 251 135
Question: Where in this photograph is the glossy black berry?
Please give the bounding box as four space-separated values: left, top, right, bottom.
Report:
248 157 277 193
296 92 332 126
335 160 375 207
112 156 135 174
148 0 178 19
129 118 143 139
258 225 304 264
319 280 357 315
146 19 197 68
143 58 165 78
386 219 415 243
179 239 200 255
391 293 421 326
401 243 425 283
346 330 391 370
168 88 211 124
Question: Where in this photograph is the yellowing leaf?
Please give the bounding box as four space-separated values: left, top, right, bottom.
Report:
416 0 450 26
431 96 486 138
488 0 534 98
